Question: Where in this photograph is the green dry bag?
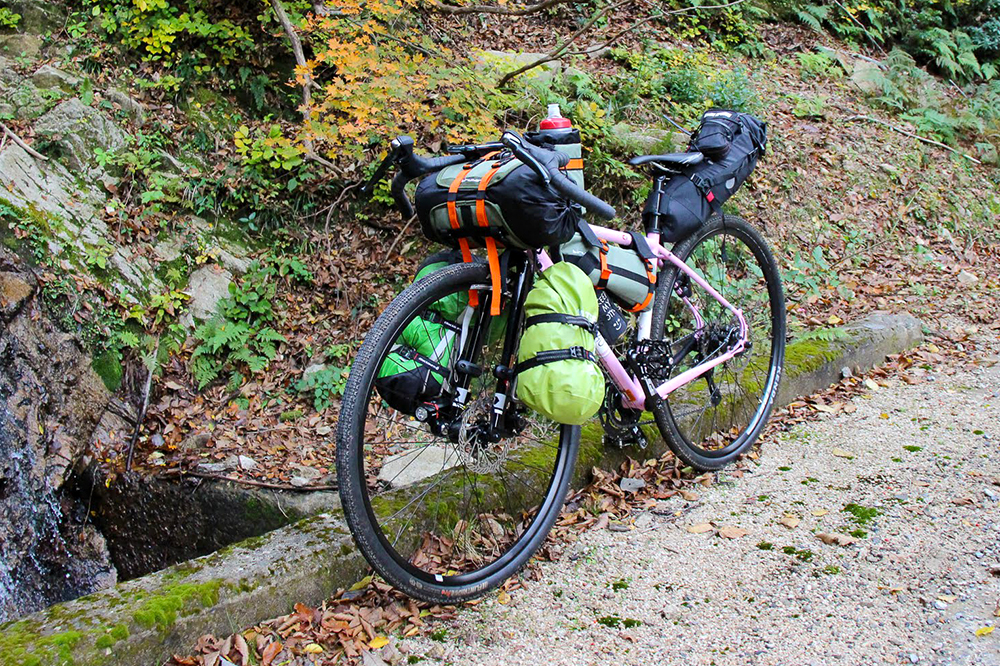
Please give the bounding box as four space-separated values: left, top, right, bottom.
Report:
515 262 604 425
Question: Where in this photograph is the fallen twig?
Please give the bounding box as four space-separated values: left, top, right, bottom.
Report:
0 122 48 161
428 0 572 15
126 338 160 472
162 468 338 492
384 215 417 262
497 0 747 87
844 115 982 165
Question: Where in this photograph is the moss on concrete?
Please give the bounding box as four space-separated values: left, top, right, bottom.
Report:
783 337 841 376
0 621 84 666
132 580 223 631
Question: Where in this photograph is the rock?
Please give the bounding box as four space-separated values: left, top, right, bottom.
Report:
31 65 81 92
103 87 145 121
0 143 105 229
290 476 311 488
291 464 322 481
0 249 114 621
606 123 676 155
840 366 853 379
303 363 327 380
238 455 257 471
957 270 978 286
0 271 34 320
179 432 212 451
34 98 128 171
0 33 43 59
377 446 460 488
184 265 233 323
851 60 883 95
619 477 646 493
933 600 947 610
213 246 251 275
153 238 185 263
3 0 67 33
198 462 229 474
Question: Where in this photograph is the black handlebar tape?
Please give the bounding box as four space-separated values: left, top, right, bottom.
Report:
391 171 416 219
549 170 617 220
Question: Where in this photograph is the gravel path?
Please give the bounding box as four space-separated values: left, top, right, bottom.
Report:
399 341 1000 666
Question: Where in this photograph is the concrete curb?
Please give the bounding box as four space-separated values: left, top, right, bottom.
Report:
1 312 923 666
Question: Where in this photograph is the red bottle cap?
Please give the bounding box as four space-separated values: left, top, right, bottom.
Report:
540 116 572 130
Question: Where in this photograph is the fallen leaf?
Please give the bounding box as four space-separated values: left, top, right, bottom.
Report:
864 378 879 391
812 402 841 414
780 514 800 529
368 636 389 649
497 590 511 605
843 403 858 414
261 642 282 666
686 522 714 534
303 644 323 654
680 489 700 501
811 509 829 517
362 651 389 666
937 595 957 603
953 497 976 506
816 532 857 546
349 575 373 592
832 448 855 459
974 626 994 637
718 525 748 539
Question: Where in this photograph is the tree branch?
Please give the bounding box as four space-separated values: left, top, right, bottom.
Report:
844 115 982 165
427 0 573 16
270 0 338 170
497 0 747 87
0 122 48 161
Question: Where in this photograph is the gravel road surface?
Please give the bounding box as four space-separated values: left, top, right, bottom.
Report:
399 340 1000 666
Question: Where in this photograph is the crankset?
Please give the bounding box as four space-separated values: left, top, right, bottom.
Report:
600 388 650 450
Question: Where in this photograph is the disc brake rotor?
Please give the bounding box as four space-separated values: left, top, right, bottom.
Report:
456 396 512 474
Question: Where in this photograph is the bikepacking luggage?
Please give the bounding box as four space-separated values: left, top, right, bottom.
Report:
374 254 467 414
643 109 767 243
515 262 604 425
555 230 657 313
414 151 580 250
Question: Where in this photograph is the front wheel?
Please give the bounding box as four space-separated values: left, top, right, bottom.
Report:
649 215 786 470
337 261 579 603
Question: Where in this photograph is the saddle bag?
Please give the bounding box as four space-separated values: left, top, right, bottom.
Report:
515 262 604 425
643 110 767 243
555 231 657 313
414 151 579 251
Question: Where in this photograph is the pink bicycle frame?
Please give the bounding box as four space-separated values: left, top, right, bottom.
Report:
535 223 749 411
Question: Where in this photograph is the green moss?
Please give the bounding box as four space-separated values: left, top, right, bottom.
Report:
842 503 879 525
91 350 123 392
0 620 84 666
93 624 128 650
783 338 841 376
132 580 224 631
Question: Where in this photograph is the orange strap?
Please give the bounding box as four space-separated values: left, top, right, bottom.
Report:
626 259 657 313
477 161 505 316
597 240 611 290
565 158 584 170
447 163 479 309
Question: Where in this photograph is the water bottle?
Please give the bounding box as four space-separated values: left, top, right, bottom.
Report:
530 104 585 190
596 290 628 344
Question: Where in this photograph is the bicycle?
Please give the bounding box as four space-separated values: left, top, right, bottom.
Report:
337 131 785 603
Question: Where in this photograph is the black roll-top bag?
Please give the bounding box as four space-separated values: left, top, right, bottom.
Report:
414 148 579 250
644 110 767 243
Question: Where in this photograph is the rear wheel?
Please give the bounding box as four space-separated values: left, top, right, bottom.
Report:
649 215 785 470
337 261 579 603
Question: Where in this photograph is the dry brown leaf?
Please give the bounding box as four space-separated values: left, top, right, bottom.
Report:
953 496 976 506
780 514 800 529
864 378 880 391
816 532 857 546
718 525 748 539
811 509 829 517
680 489 700 501
497 590 511 605
261 642 282 666
686 522 714 534
832 447 855 458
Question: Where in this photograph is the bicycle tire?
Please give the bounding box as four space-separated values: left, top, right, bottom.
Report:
337 261 580 603
649 215 786 470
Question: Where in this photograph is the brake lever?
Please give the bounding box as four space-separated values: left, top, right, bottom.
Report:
361 151 395 196
501 131 551 186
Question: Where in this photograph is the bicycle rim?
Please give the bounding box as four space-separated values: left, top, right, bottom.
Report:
337 262 577 599
651 216 785 466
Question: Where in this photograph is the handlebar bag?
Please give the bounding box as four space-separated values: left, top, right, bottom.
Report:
555 232 657 313
375 257 466 414
414 152 579 250
643 110 767 243
515 262 604 425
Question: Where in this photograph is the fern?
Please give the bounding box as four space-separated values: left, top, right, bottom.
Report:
795 3 828 32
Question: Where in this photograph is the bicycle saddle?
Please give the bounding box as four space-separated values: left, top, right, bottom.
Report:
628 152 705 167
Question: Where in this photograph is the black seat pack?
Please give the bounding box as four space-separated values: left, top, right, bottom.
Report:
643 110 767 243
